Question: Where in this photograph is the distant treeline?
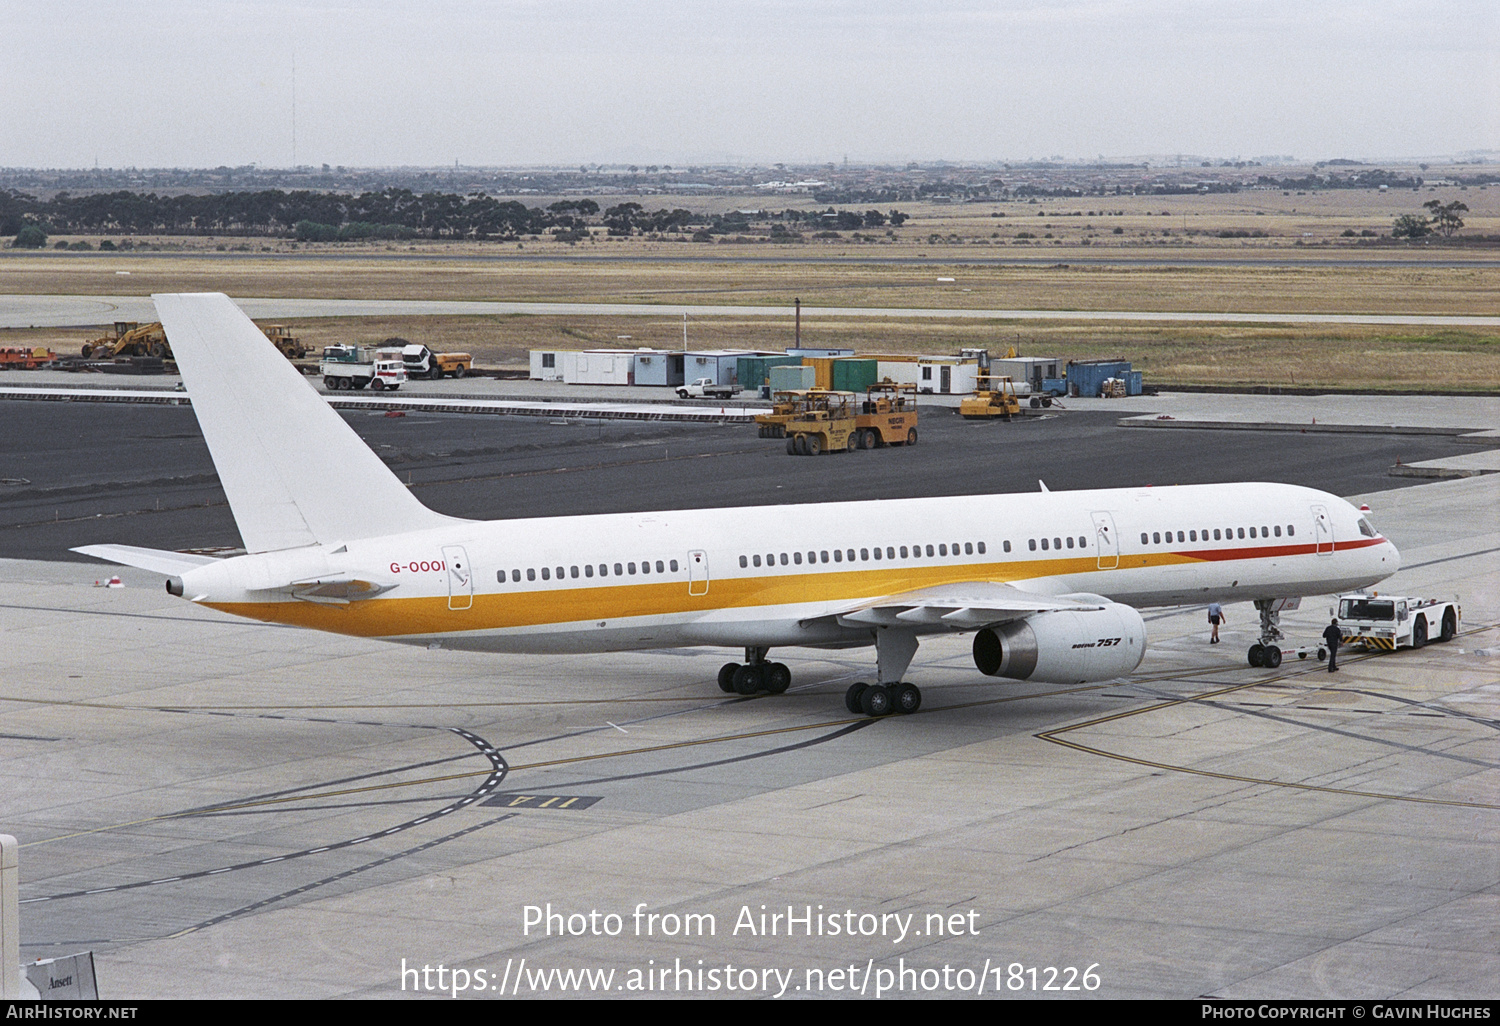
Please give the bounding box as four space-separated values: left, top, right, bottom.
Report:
0 188 907 242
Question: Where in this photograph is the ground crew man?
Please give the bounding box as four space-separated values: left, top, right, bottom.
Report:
1207 601 1225 644
1323 618 1342 673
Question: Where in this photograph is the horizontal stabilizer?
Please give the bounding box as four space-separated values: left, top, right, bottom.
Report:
72 545 220 576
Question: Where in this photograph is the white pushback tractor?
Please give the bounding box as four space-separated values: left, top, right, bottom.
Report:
1297 592 1461 661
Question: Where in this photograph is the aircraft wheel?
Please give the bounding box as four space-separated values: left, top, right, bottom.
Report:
1247 643 1265 667
845 683 869 715
860 685 892 717
718 662 740 693
1412 616 1427 649
1440 609 1456 642
894 683 922 714
764 663 791 695
1262 646 1282 669
732 665 761 695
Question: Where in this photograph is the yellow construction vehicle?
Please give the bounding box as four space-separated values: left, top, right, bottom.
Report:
959 372 1021 421
81 322 169 359
83 321 309 362
261 325 309 359
756 388 846 438
783 390 858 455
853 380 919 448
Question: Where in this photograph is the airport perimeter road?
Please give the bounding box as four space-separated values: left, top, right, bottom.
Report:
4 293 1500 329
0 475 1494 999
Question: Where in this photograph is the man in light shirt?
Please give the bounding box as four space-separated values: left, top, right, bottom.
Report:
1207 601 1225 644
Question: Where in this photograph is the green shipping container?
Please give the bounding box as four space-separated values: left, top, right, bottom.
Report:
736 355 803 389
830 358 879 393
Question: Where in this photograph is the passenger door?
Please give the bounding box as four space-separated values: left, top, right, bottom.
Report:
687 550 709 596
443 545 473 610
1091 512 1119 569
1311 505 1333 556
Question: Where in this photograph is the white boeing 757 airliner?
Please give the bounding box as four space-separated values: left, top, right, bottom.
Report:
77 294 1400 716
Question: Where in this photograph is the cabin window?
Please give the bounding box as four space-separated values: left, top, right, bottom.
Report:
584 565 594 578
964 542 973 555
570 566 579 579
1287 525 1295 536
860 548 869 561
1249 527 1257 538
1189 531 1196 542
846 549 855 561
872 547 881 560
1261 526 1269 537
1213 529 1220 540
887 547 896 559
541 567 551 580
496 571 505 584
766 553 775 567
1237 528 1245 539
1357 520 1374 538
821 551 830 563
1040 538 1049 550
900 546 909 558
527 568 536 581
1273 526 1282 537
925 544 934 557
666 560 676 572
808 551 817 563
1142 533 1150 544
780 553 788 565
1029 539 1037 551
938 544 947 556
752 555 761 567
833 550 842 563
1078 536 1087 547
615 563 623 576
794 551 803 565
740 555 748 568
1065 537 1073 548
629 562 639 575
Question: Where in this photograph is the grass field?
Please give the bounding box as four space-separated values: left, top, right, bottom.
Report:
2 181 1496 392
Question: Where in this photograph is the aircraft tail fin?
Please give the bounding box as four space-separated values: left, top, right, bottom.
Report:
153 293 459 553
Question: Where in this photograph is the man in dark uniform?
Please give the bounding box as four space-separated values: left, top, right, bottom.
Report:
1323 618 1343 672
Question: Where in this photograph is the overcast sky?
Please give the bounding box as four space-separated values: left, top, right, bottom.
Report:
5 1 1496 168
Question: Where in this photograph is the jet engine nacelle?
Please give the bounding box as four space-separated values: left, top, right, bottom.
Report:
973 603 1146 684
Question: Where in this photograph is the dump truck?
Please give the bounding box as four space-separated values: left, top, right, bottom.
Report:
319 345 407 391
958 372 1021 421
853 380 918 449
783 390 858 455
401 343 473 380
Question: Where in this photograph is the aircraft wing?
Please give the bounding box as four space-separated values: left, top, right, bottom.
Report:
72 544 221 576
816 581 1110 631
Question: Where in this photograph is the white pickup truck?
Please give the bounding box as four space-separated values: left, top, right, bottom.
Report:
677 377 741 400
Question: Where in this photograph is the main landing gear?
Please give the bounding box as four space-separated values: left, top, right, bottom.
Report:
1246 598 1285 669
718 647 791 696
844 681 922 716
844 626 924 717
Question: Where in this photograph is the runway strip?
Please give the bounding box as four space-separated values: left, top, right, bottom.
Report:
4 293 1499 329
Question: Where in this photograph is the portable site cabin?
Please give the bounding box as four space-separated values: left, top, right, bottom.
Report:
915 355 982 394
991 356 1064 395
684 350 768 387
528 349 638 385
632 349 685 387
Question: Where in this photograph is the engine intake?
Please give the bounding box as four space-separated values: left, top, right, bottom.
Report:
974 603 1146 684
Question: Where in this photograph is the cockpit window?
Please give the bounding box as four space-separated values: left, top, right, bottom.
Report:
1357 518 1376 538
